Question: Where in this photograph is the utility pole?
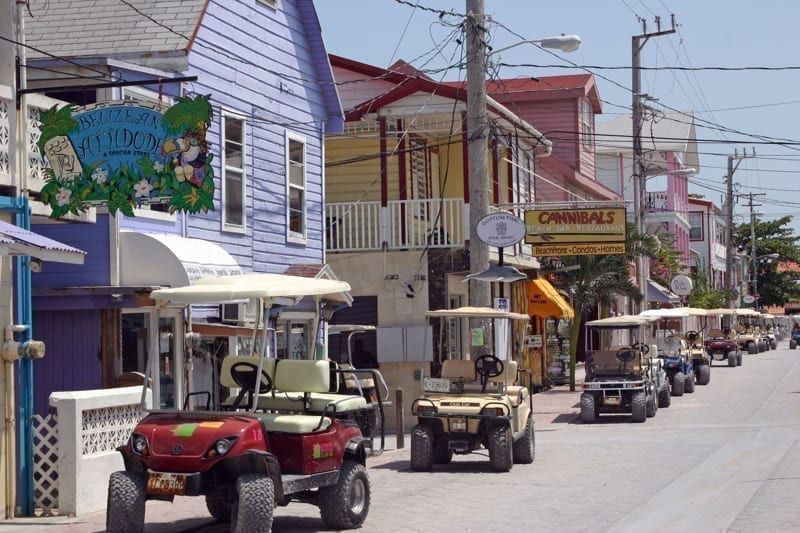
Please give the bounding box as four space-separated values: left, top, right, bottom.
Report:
632 15 675 312
465 0 490 308
724 149 755 291
742 192 765 303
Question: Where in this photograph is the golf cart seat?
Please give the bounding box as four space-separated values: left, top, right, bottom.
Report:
258 359 368 413
590 350 641 375
219 356 277 408
488 361 528 406
441 359 477 382
257 411 332 434
708 329 724 339
337 362 376 390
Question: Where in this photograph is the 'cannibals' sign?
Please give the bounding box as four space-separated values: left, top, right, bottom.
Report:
524 208 626 256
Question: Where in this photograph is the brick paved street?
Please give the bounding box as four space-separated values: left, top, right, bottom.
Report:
4 351 800 532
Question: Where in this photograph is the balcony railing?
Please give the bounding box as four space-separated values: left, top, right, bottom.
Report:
326 198 466 251
325 198 538 266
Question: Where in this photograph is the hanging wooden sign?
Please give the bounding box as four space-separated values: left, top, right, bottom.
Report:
37 95 215 217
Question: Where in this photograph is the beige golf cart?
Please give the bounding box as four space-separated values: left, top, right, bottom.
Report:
410 307 534 473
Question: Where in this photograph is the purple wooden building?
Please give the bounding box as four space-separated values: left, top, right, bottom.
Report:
23 0 344 414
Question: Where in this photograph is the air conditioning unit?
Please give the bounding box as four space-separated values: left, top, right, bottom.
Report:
221 300 258 324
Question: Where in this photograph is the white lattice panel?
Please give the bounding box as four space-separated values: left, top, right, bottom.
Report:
26 105 48 193
81 404 143 456
0 98 9 178
32 413 59 517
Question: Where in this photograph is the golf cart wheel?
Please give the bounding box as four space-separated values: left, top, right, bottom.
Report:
206 482 235 522
488 425 513 472
697 364 711 385
737 352 743 366
106 471 145 533
684 372 695 394
671 372 685 397
727 351 737 367
631 391 647 423
658 386 671 408
433 438 453 464
580 393 597 423
231 474 274 533
771 340 777 350
646 392 657 418
748 342 758 355
790 339 797 349
410 424 434 471
319 460 371 530
512 414 535 464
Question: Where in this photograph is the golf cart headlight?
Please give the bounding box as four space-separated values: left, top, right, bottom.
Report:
131 434 149 456
207 437 237 458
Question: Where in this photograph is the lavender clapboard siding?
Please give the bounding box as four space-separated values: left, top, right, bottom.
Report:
31 215 111 288
32 310 102 416
178 0 328 273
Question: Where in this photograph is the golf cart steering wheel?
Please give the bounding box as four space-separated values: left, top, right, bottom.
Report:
230 361 273 395
616 348 637 363
474 354 504 379
685 330 699 342
631 342 650 355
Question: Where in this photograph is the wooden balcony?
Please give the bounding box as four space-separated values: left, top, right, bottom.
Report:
325 198 539 265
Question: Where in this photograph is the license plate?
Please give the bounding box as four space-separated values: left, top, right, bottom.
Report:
604 397 621 406
451 417 467 431
147 472 187 495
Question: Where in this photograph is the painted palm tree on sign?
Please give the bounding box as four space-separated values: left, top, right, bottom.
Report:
555 224 661 390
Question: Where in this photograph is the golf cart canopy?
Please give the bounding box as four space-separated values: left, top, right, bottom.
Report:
585 315 658 328
425 306 530 321
640 308 690 319
150 273 352 305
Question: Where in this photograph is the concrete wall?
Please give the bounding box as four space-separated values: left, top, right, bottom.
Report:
378 361 430 434
49 387 150 516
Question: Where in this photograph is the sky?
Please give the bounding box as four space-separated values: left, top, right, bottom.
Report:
316 0 800 233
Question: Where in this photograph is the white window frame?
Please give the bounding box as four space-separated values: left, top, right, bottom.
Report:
221 109 247 234
286 131 307 243
581 98 594 147
256 0 278 8
689 211 704 241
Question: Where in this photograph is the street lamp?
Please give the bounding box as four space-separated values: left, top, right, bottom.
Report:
489 34 582 56
465 0 581 308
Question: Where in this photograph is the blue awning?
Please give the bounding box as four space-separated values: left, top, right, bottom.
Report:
648 279 680 303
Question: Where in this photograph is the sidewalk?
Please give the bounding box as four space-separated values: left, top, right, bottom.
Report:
0 365 584 531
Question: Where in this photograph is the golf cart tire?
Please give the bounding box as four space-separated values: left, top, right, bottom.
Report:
580 393 597 423
727 351 737 366
791 339 797 349
106 471 145 533
487 425 513 472
205 482 235 522
737 352 743 366
684 372 695 394
658 386 671 408
748 342 758 355
512 415 535 464
231 474 274 533
433 438 453 465
646 393 657 418
671 372 685 397
631 391 647 423
771 340 777 350
319 460 371 530
410 424 434 471
697 364 711 385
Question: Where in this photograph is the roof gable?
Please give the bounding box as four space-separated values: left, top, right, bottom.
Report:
25 0 207 61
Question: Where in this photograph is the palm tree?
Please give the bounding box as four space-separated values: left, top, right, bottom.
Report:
557 224 659 390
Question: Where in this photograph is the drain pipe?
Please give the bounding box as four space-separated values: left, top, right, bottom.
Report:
3 347 16 518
